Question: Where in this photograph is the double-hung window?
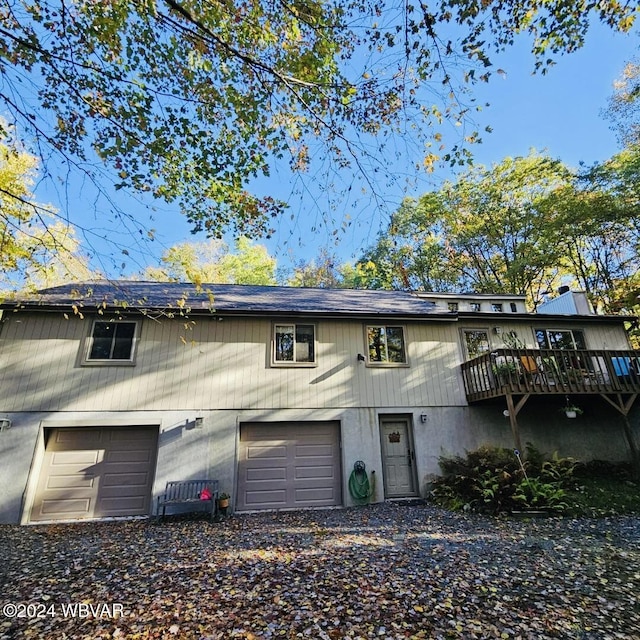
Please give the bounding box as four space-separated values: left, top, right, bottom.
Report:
273 324 316 365
366 325 407 364
85 320 138 364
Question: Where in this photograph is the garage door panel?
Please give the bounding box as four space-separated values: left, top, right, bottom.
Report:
295 465 334 479
295 488 336 502
30 426 158 522
296 444 334 456
50 451 100 466
41 498 91 516
247 445 287 460
247 467 286 481
99 495 147 510
104 449 154 463
238 421 341 511
244 489 287 506
46 474 97 490
50 429 102 448
101 472 150 487
108 429 155 441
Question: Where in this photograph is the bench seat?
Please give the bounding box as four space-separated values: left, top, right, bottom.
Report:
156 479 219 521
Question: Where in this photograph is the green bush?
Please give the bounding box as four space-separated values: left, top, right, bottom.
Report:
512 476 568 511
431 444 576 515
573 459 633 480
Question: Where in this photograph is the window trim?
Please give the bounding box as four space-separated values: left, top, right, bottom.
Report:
364 324 409 367
82 319 139 366
271 322 318 367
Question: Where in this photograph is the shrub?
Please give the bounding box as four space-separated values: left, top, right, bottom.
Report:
512 477 568 511
573 460 633 481
431 444 576 515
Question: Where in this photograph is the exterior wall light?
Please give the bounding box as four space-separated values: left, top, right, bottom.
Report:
0 417 12 431
420 414 427 423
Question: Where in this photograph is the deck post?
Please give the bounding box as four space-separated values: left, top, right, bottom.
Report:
621 414 640 477
505 394 523 454
599 393 639 477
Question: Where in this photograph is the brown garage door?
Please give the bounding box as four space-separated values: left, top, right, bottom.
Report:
237 421 341 511
30 426 158 522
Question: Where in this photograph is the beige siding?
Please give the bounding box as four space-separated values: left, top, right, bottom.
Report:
0 311 631 412
456 319 632 351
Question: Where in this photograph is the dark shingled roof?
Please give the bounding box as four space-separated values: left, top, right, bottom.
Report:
5 281 454 318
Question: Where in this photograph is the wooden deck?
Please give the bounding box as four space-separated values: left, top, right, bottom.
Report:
462 348 640 403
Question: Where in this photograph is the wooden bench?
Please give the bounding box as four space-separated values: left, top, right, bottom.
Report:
156 479 219 521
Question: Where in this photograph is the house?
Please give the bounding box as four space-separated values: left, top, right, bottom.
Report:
0 281 638 524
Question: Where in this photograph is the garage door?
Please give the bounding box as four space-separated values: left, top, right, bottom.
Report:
238 421 341 511
30 426 158 522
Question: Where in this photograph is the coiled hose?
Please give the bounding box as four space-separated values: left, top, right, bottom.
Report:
348 461 375 504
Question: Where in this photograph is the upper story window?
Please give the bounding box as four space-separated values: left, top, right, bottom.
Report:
366 325 407 364
491 303 503 312
462 329 490 359
273 324 316 365
470 302 481 312
85 320 138 364
535 328 586 350
447 302 459 312
510 302 518 313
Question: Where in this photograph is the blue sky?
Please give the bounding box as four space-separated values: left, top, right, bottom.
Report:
257 21 638 273
33 21 639 279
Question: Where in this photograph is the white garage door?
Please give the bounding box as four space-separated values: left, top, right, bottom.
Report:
30 426 158 522
237 421 341 511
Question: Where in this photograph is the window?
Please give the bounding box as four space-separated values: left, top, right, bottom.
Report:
470 302 481 312
86 321 137 363
535 329 586 350
367 325 407 364
535 328 588 371
491 303 503 312
447 302 459 312
510 302 518 313
274 324 315 364
462 329 490 359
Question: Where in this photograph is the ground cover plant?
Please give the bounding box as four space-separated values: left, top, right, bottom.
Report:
430 444 640 516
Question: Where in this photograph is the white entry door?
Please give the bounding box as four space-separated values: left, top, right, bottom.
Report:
380 417 418 498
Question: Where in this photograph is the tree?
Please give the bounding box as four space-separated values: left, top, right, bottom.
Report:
357 195 462 291
0 132 95 294
0 0 636 247
555 146 640 314
144 237 277 285
358 152 573 303
288 250 344 289
605 59 640 147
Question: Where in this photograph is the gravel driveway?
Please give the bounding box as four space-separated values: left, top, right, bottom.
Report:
1 502 639 639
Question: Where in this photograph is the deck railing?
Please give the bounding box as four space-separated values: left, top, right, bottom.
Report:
461 348 640 402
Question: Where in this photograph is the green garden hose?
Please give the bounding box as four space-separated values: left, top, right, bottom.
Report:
348 461 375 504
